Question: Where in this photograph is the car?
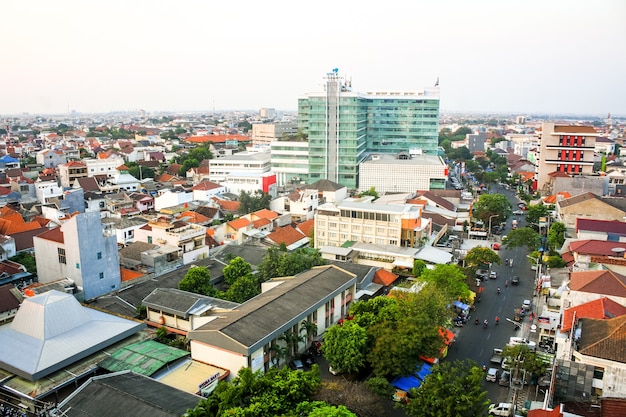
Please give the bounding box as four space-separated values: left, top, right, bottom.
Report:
476 269 489 279
512 209 524 215
489 271 497 279
289 359 304 371
498 371 511 387
488 402 514 416
492 242 501 250
517 202 526 208
508 336 537 352
522 299 532 310
300 352 316 368
486 367 500 382
511 276 520 285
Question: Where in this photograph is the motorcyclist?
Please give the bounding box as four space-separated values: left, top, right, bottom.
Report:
497 287 501 295
495 316 500 325
505 280 509 288
483 319 488 328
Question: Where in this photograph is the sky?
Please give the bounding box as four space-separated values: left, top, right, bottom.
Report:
1 0 625 117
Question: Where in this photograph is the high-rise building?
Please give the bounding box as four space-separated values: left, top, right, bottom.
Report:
297 70 440 190
535 122 599 192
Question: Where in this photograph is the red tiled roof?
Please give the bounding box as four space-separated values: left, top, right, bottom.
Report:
527 406 562 417
562 297 626 332
543 191 571 205
569 270 626 297
35 226 64 243
252 218 270 228
116 164 129 171
156 173 175 182
65 161 86 167
120 267 144 282
568 239 626 256
191 181 222 191
213 197 240 212
176 211 210 224
253 208 278 220
166 164 182 175
266 225 306 247
296 219 314 238
228 217 251 230
373 269 398 286
561 251 575 267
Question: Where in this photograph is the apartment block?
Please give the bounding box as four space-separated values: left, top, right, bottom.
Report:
314 198 429 249
536 123 599 192
358 153 447 193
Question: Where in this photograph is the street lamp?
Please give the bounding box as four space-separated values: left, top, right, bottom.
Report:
488 214 498 239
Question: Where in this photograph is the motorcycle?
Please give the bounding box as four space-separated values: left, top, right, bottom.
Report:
454 320 464 327
483 320 488 328
475 319 479 325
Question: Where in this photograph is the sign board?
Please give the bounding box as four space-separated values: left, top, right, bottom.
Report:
198 372 221 397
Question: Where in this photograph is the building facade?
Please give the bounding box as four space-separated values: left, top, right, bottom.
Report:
298 71 440 189
33 212 121 300
358 153 447 193
251 122 298 145
536 123 599 192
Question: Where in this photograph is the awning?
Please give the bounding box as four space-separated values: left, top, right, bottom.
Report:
391 375 423 391
454 300 470 311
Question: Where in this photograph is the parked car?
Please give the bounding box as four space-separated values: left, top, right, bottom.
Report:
489 402 514 416
289 359 304 371
489 271 497 279
492 243 501 250
476 269 489 279
511 276 520 285
512 209 524 215
522 299 532 310
486 367 500 382
498 371 511 387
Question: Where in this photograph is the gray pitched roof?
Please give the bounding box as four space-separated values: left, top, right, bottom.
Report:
55 371 202 417
0 290 145 380
188 265 356 354
302 178 345 192
142 288 239 317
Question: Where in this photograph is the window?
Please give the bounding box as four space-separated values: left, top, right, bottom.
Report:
148 236 152 243
76 263 80 269
58 248 66 264
99 272 104 280
97 252 102 260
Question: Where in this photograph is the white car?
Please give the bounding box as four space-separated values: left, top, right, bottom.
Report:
489 271 497 279
512 209 524 215
508 336 537 352
486 367 499 382
489 402 514 416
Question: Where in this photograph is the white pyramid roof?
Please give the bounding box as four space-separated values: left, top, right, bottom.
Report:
0 290 145 381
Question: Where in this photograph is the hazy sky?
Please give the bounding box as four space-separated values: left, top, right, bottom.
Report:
2 0 625 116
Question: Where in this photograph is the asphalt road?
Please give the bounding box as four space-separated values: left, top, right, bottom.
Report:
446 184 536 405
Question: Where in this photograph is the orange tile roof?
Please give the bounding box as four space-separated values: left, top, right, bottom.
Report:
562 297 626 332
176 211 210 224
191 181 222 191
213 197 240 212
373 269 398 286
228 217 252 230
543 191 572 205
253 218 271 228
253 208 278 220
267 225 307 247
569 270 626 297
116 164 129 171
35 226 64 243
297 219 314 238
156 173 175 182
120 267 145 282
528 406 562 417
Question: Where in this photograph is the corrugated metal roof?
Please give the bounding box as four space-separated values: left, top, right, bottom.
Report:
98 340 189 376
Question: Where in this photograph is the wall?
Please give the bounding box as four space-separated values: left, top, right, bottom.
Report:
190 341 248 382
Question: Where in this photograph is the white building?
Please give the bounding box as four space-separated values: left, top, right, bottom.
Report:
270 188 318 222
135 219 209 265
35 180 64 204
358 153 448 193
84 155 125 178
209 151 271 183
154 189 194 212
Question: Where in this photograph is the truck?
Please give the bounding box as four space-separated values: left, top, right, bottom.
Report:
511 219 518 229
490 348 503 365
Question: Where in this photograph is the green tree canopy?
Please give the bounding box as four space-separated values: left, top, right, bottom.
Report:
223 256 253 285
525 203 552 226
503 227 541 252
256 247 325 282
178 266 215 296
10 252 36 274
221 274 260 303
412 259 427 277
125 161 155 180
238 190 271 214
548 222 566 252
463 246 501 269
402 359 490 417
420 264 471 301
358 186 379 200
472 193 512 224
349 296 400 329
323 320 368 374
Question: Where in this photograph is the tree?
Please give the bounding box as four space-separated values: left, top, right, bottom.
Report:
403 359 489 417
420 264 471 301
525 204 551 226
365 376 395 399
349 296 400 329
10 252 37 274
472 194 512 224
238 190 272 214
221 274 260 303
503 227 541 252
358 187 379 200
323 321 368 374
178 266 215 296
256 247 325 282
463 246 501 270
126 162 155 180
547 222 566 252
222 256 253 285
412 259 427 277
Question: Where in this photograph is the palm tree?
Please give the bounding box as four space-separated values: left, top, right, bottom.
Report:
299 320 318 345
280 331 305 357
268 343 287 367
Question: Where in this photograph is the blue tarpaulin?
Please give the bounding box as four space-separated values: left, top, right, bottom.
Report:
454 300 470 311
415 363 433 380
391 375 422 391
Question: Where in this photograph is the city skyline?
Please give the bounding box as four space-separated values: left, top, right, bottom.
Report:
2 0 625 117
